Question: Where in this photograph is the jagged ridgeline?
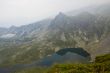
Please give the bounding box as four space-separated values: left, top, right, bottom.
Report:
0 3 110 68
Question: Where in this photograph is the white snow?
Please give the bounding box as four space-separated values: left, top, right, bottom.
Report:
0 33 16 38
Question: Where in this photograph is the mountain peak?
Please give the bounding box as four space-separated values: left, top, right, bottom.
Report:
55 12 67 19
58 12 65 16
9 25 17 29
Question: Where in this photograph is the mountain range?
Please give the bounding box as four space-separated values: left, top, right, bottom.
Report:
0 3 110 67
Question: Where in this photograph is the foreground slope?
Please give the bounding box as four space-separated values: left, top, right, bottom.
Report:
15 54 110 73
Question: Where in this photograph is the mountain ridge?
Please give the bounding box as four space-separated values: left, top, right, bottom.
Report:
0 3 110 67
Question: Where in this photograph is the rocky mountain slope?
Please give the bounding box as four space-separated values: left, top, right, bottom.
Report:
0 3 110 67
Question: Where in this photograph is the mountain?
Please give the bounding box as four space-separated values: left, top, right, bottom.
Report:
0 19 51 38
67 3 110 17
44 12 110 59
0 3 110 68
0 27 8 36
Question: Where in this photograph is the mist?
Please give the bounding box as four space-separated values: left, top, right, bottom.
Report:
0 0 109 27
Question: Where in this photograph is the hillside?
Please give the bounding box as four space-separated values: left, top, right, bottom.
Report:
15 54 110 73
0 3 110 68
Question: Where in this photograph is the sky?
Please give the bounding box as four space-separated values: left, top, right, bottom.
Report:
0 0 109 28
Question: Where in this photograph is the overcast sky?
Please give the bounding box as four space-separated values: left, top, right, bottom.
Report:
0 0 109 27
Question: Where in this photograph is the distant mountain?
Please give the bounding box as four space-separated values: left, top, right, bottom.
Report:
0 19 51 38
67 3 110 17
0 27 7 36
0 3 110 68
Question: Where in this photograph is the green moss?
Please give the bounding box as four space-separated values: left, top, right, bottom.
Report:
95 54 110 63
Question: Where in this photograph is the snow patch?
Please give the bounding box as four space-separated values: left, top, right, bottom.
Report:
0 33 16 38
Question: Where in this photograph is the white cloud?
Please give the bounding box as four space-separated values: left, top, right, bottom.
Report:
0 0 109 27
